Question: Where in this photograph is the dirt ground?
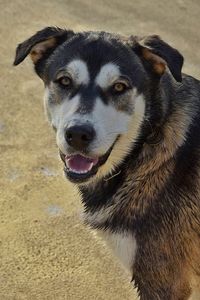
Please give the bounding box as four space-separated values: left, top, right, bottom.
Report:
0 1 200 299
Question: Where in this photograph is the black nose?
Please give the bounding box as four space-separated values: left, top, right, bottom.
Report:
65 125 95 150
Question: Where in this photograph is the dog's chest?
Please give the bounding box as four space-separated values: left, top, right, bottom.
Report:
84 206 137 271
98 230 137 272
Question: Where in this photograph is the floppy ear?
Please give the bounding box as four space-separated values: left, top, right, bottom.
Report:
14 26 74 74
130 35 184 82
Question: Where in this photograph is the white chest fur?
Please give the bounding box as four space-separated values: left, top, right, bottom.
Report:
97 230 137 272
83 208 137 272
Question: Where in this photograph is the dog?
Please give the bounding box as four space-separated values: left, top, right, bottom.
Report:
14 27 200 299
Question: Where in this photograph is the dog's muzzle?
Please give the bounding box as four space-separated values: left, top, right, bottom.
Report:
59 136 119 184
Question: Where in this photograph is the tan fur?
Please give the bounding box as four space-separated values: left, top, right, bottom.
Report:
30 37 56 64
142 48 167 75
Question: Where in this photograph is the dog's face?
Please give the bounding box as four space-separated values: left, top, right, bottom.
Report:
14 27 183 184
43 33 147 184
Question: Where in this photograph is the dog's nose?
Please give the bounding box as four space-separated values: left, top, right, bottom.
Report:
65 125 95 150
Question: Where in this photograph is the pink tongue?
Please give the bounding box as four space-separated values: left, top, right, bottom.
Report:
65 154 98 173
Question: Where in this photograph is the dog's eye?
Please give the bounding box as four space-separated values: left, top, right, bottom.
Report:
112 82 128 94
57 76 72 88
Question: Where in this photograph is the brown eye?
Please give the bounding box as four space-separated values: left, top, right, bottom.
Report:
113 82 127 93
58 76 72 88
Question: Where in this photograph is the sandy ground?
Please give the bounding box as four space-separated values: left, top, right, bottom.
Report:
0 1 200 299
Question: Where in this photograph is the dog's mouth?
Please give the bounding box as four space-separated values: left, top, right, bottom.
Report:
59 138 118 183
66 154 99 175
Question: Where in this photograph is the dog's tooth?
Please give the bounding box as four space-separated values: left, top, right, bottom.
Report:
69 162 94 175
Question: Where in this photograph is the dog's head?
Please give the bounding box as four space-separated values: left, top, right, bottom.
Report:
14 27 183 184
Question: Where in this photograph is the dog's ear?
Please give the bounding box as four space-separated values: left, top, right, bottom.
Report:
129 35 184 82
14 27 74 67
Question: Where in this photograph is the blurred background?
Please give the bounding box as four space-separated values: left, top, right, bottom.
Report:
0 1 199 299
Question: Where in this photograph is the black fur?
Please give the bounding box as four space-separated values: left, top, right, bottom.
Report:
14 27 74 77
131 35 184 82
